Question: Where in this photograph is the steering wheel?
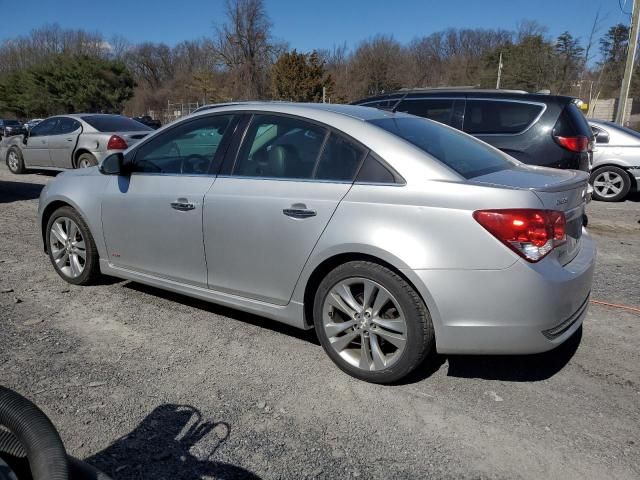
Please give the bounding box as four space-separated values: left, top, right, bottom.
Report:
180 154 209 174
0 386 111 480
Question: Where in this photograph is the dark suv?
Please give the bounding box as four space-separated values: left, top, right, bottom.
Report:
0 119 25 139
352 89 593 172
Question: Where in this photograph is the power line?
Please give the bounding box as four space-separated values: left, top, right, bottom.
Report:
619 0 632 15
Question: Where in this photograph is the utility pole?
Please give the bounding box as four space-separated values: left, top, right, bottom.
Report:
616 0 640 125
496 52 503 89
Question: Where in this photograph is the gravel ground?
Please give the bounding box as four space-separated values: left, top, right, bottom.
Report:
0 165 639 480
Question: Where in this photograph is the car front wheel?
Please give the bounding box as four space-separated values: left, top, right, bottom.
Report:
313 261 435 384
6 147 25 174
46 206 100 285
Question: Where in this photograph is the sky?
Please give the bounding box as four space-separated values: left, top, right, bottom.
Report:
0 0 632 55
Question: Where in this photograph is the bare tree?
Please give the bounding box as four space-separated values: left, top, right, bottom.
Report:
213 0 276 99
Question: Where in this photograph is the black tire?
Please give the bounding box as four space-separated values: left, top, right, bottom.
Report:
590 165 631 202
76 152 97 168
6 146 26 174
46 206 101 285
313 261 435 384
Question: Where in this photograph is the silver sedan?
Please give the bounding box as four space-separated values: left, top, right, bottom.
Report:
3 114 151 174
589 119 640 201
37 103 596 383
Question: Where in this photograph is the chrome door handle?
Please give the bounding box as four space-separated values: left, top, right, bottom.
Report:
170 199 195 211
283 207 317 219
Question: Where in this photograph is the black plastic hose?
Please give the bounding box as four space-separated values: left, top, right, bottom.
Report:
0 386 68 480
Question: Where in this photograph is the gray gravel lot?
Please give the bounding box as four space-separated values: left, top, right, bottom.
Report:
0 164 639 480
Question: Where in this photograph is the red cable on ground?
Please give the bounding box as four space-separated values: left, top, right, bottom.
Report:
590 299 640 315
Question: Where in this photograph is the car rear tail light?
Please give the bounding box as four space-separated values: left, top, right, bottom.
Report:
107 135 128 150
473 209 566 262
554 135 589 153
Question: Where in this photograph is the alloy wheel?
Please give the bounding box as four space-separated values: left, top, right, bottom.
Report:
7 151 19 171
593 171 624 199
49 217 86 278
322 277 407 371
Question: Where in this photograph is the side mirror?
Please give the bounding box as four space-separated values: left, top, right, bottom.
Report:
595 131 610 144
99 152 130 175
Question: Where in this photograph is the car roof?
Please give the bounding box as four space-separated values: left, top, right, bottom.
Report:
353 89 575 105
191 101 403 122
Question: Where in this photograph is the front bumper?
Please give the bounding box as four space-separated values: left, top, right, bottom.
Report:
409 230 596 355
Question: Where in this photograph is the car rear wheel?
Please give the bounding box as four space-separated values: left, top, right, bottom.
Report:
313 261 434 384
46 206 100 285
77 153 97 168
6 147 25 174
590 166 631 202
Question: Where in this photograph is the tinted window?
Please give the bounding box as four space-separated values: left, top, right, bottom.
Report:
356 154 397 184
369 116 515 179
29 118 59 137
315 133 366 181
4 120 20 126
54 117 81 135
133 115 233 174
464 100 543 134
82 115 152 132
398 99 455 125
233 114 327 179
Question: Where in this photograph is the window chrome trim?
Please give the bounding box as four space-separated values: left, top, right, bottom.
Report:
215 174 353 184
464 98 548 137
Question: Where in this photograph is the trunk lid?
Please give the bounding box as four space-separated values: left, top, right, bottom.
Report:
471 165 589 264
107 131 149 147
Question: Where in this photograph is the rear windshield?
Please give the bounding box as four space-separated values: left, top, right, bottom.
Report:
81 115 152 132
602 121 640 140
554 103 593 138
368 117 515 178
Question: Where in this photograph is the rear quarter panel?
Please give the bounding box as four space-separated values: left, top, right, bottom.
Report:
291 180 544 330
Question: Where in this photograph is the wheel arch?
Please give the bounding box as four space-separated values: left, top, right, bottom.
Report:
301 251 442 340
73 149 94 168
590 163 636 190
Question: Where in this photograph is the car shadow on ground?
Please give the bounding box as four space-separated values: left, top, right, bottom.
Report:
124 282 583 383
124 282 320 345
84 404 262 480
445 326 583 382
0 180 45 203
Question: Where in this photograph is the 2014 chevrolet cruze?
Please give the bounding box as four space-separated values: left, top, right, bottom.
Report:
38 103 596 383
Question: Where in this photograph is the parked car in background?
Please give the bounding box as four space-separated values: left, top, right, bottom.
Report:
3 114 152 174
352 88 594 172
24 118 44 131
0 119 26 139
38 103 595 384
133 115 161 129
588 119 640 201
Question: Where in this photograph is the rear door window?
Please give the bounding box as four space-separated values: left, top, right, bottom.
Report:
314 133 366 181
463 100 544 135
397 99 455 126
233 114 327 179
54 117 81 135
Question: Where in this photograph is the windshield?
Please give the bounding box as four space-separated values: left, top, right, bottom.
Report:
368 116 516 178
81 115 152 132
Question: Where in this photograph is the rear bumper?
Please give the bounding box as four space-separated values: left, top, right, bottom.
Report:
410 230 596 355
